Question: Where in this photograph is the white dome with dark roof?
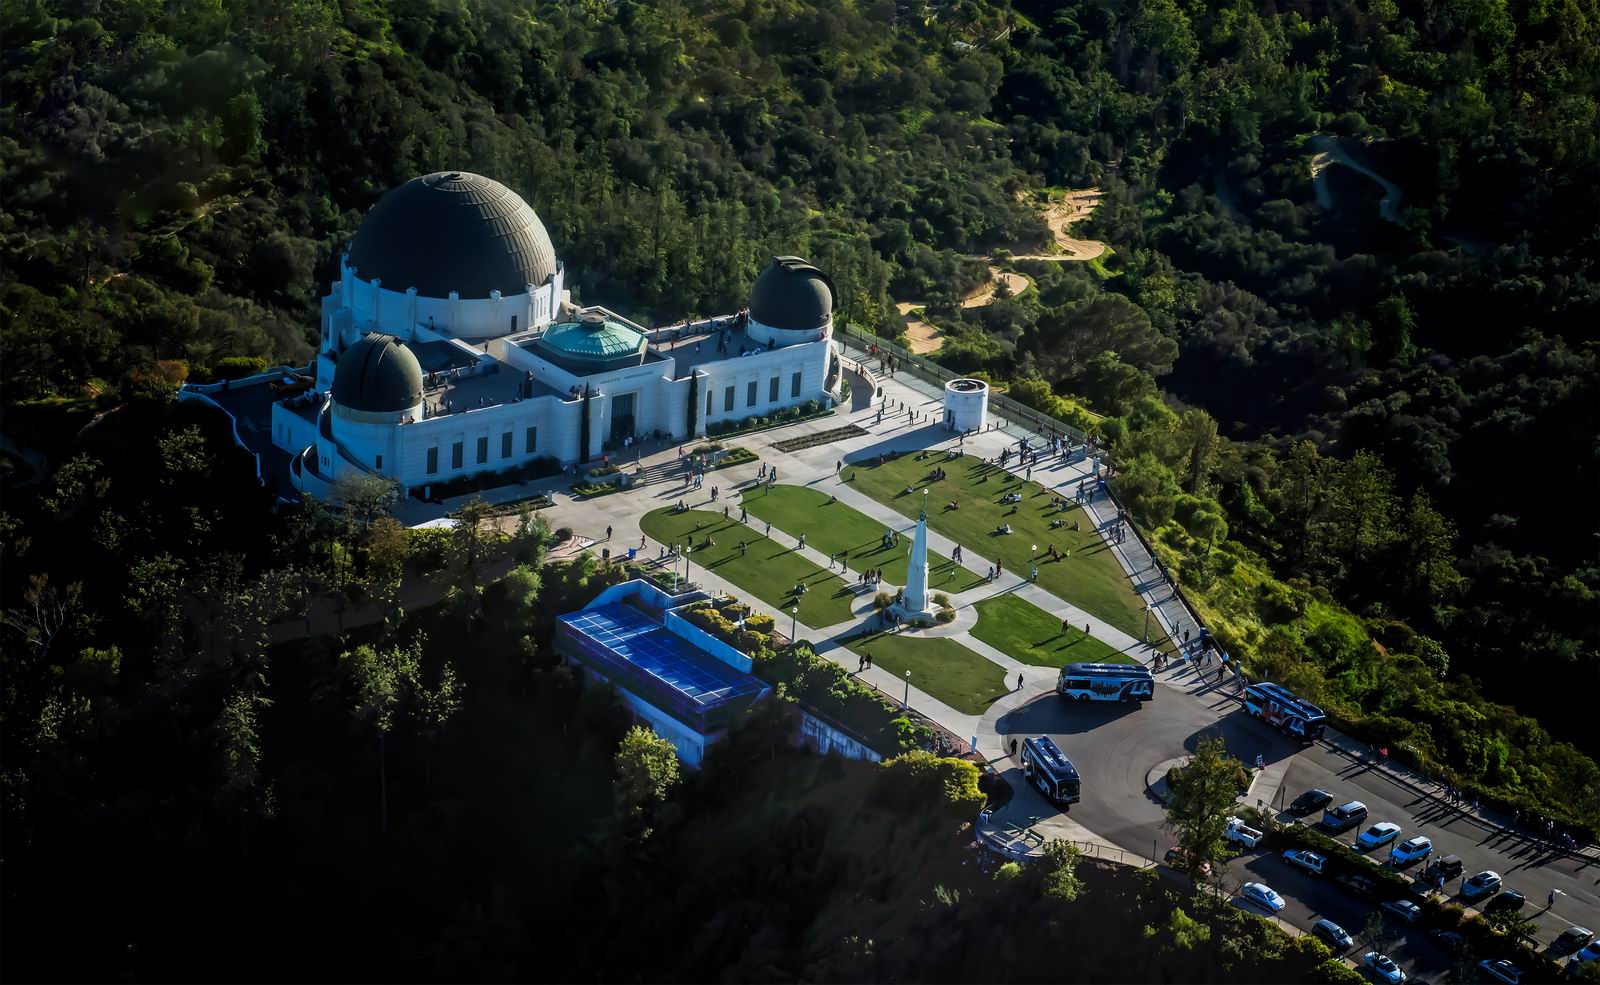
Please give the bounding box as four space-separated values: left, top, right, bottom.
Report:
347 172 557 299
749 256 834 332
332 334 424 414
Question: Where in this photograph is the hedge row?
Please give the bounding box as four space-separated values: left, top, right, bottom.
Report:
411 456 563 501
705 399 831 437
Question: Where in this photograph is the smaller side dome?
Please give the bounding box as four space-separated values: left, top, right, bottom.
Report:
332 334 424 413
533 310 648 374
750 256 834 332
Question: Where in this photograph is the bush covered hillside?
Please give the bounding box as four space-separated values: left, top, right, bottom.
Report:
2 0 1597 943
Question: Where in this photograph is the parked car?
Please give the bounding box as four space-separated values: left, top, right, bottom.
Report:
1312 918 1353 950
1225 816 1264 849
1569 941 1600 968
1430 929 1465 951
1434 854 1463 880
1357 821 1403 850
1335 872 1380 898
1163 846 1212 878
1553 927 1594 955
1289 788 1334 815
1418 854 1463 885
1389 835 1433 866
1381 899 1424 924
1283 848 1326 875
1320 800 1369 834
1241 882 1285 912
1362 951 1407 984
1477 959 1522 984
1484 889 1527 915
1461 870 1502 901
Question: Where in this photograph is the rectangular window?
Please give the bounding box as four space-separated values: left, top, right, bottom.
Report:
501 431 513 460
525 427 537 454
427 447 439 475
747 381 758 407
724 386 735 412
706 390 714 416
476 436 488 464
375 454 383 470
769 376 780 403
451 442 464 470
791 371 802 397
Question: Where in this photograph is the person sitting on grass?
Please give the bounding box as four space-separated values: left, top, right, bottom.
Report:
946 500 959 511
1050 518 1066 529
996 523 1013 535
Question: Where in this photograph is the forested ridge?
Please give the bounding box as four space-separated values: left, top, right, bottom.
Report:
1 0 1598 976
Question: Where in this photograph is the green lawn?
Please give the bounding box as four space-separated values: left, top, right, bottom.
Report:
971 594 1132 667
842 631 1011 716
847 451 1164 645
738 484 985 593
639 508 857 629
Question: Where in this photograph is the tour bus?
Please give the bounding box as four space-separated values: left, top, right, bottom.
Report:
1056 662 1155 704
1021 735 1081 808
1242 681 1326 742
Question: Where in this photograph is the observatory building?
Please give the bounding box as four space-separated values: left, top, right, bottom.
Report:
254 171 839 499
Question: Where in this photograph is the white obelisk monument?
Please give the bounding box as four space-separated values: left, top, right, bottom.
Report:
896 488 936 623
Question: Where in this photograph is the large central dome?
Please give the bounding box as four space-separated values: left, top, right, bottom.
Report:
347 172 557 300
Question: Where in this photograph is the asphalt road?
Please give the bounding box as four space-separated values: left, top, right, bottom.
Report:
995 681 1600 981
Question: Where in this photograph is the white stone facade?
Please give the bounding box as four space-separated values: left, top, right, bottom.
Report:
280 259 836 499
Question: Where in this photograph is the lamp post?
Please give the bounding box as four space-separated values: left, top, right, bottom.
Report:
903 670 911 710
683 543 692 585
790 606 798 642
1143 603 1152 644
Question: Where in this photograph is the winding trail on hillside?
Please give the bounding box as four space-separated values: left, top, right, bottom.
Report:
1309 134 1406 226
895 188 1103 353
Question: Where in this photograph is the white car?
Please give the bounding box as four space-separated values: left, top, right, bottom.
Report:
1478 959 1522 984
1362 951 1406 984
1241 881 1285 912
1380 899 1423 924
1283 848 1326 875
1356 821 1402 849
1461 869 1502 900
1388 835 1432 866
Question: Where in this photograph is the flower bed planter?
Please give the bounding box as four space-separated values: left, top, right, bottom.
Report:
772 424 868 453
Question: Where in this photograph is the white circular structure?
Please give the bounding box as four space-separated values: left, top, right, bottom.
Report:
943 378 989 432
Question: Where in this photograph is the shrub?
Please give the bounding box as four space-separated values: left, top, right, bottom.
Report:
935 607 955 623
932 593 951 607
211 355 270 380
873 592 894 611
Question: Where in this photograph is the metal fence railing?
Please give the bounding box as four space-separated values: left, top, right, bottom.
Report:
835 324 1093 446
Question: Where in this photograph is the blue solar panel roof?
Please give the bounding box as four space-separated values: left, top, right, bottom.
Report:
560 603 767 710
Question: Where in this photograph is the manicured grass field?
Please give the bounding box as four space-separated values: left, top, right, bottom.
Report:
847 451 1162 644
842 631 1010 716
738 484 985 592
639 508 857 629
970 594 1132 667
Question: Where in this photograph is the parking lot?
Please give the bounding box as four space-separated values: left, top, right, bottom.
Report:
992 678 1600 981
